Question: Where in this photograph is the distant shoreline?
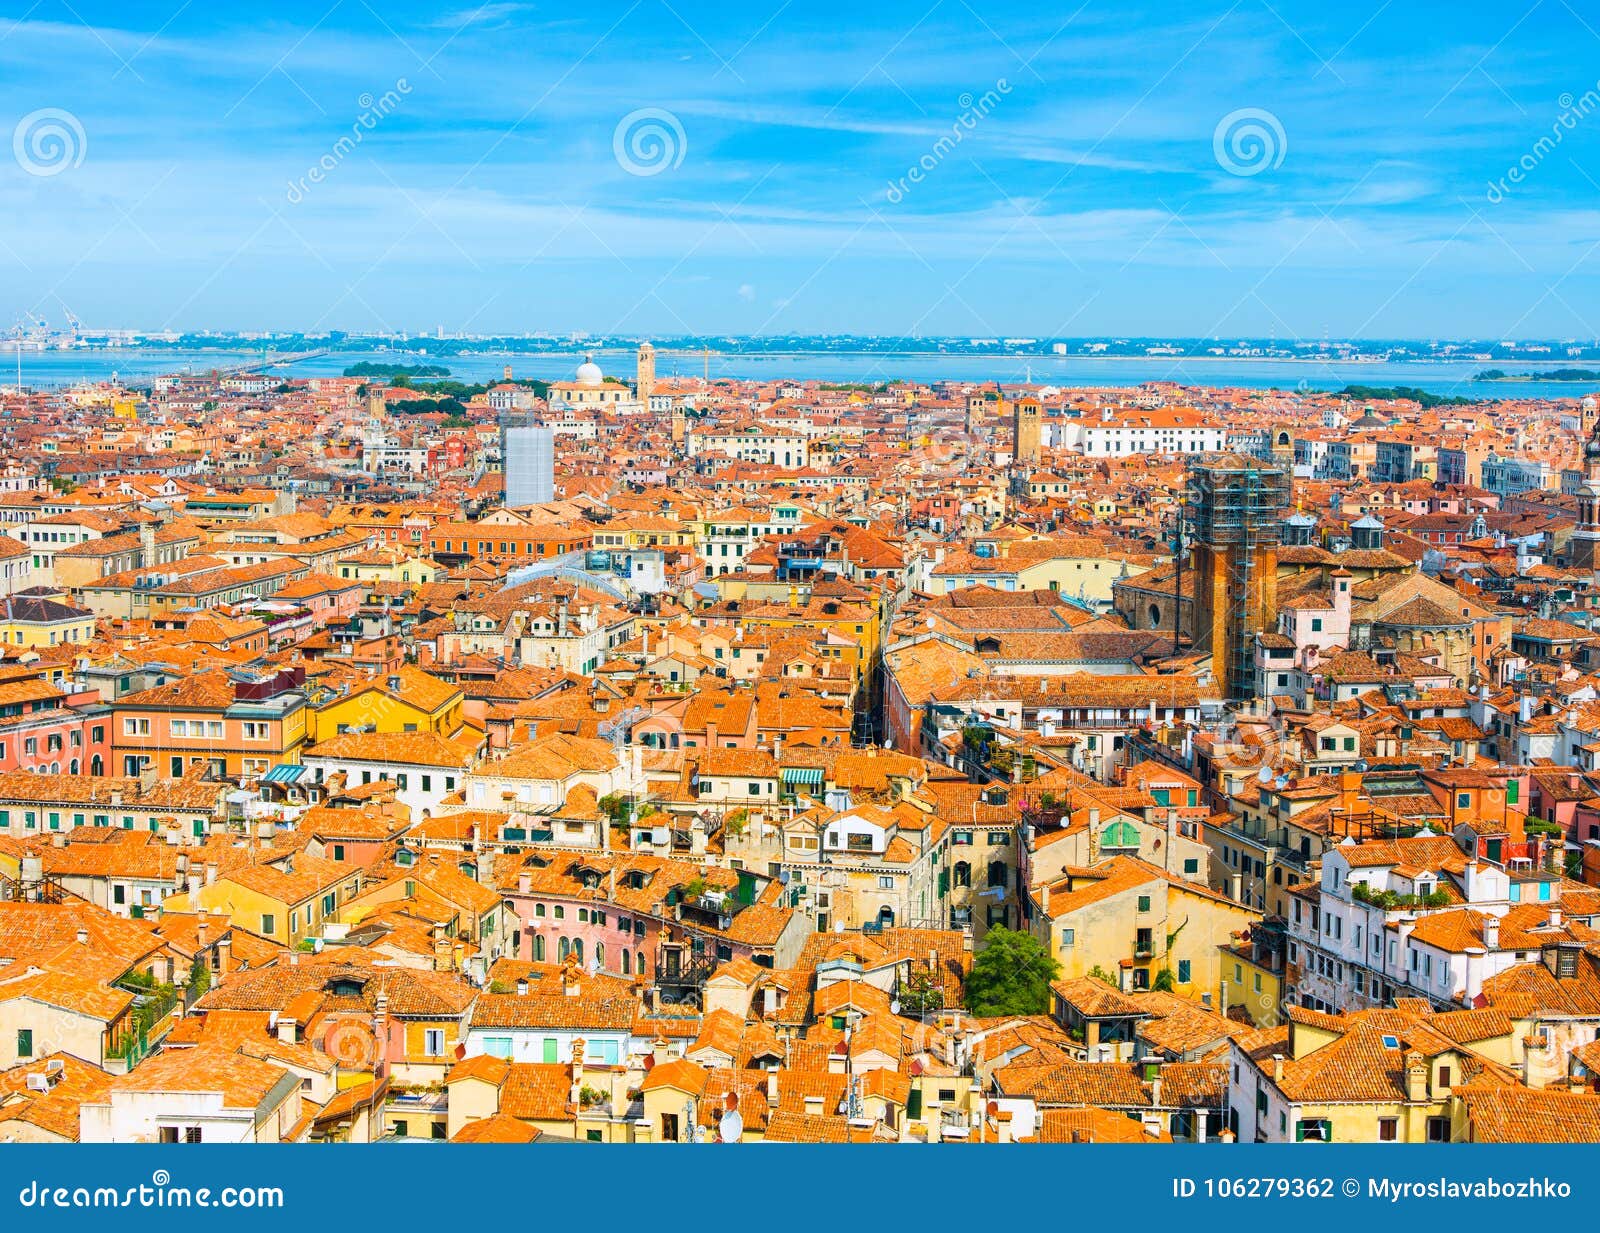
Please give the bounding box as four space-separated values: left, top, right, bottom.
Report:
1474 375 1599 383
4 344 1595 368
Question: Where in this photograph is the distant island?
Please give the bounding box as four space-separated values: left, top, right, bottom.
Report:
1474 368 1600 383
343 361 452 378
1335 384 1477 408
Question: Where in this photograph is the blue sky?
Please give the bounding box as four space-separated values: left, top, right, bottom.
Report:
2 0 1599 338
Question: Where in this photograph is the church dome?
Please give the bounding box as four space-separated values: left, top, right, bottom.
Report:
575 355 604 386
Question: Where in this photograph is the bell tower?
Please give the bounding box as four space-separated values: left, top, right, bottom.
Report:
636 342 656 405
1012 396 1041 466
1570 419 1600 572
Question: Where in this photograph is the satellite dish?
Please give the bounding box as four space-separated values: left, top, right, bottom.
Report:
718 1109 744 1143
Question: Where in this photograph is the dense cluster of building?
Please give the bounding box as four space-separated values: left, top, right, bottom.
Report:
0 349 1598 1144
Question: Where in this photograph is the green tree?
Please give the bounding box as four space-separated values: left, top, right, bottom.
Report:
963 925 1061 1016
186 960 212 999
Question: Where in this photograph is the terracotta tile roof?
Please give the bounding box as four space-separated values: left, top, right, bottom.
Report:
0 1053 115 1141
197 956 475 1019
0 900 164 984
105 1045 293 1111
469 988 638 1032
451 1111 543 1142
1031 1106 1170 1143
304 730 480 769
1459 1086 1600 1143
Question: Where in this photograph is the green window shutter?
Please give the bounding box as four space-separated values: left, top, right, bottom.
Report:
1505 779 1519 804
907 1088 922 1119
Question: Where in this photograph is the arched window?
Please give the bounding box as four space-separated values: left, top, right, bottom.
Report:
90 755 103 776
594 942 605 970
533 934 545 961
953 861 971 888
877 906 895 929
558 937 570 961
572 939 583 966
987 861 1007 889
636 950 646 975
621 949 631 975
69 759 79 775
535 903 546 917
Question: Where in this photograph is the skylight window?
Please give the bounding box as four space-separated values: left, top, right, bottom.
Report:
1381 1034 1401 1049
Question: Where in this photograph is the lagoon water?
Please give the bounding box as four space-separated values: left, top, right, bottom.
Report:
7 347 1598 402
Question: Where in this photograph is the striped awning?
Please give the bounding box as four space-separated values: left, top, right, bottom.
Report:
781 767 824 786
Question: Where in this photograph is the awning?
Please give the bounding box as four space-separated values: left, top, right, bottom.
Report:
781 767 824 786
262 764 308 784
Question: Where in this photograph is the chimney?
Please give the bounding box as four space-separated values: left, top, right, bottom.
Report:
652 1037 670 1066
374 992 389 1043
76 928 89 946
516 979 529 996
1271 1053 1284 1085
1040 883 1051 916
196 908 209 949
1464 943 1487 1004
216 934 231 979
570 1038 587 1103
766 1067 779 1104
1548 906 1562 931
1402 1051 1426 1102
277 1014 297 1045
519 872 532 894
204 862 217 887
